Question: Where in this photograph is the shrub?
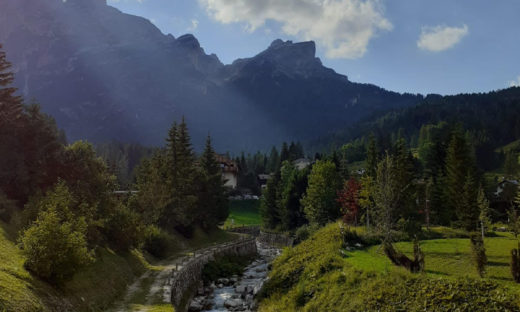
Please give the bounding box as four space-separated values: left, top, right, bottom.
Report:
20 208 94 284
294 224 320 243
201 255 252 283
470 232 487 277
511 242 520 283
104 204 143 251
143 226 170 258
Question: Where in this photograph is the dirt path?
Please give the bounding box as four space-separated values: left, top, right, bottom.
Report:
108 235 244 312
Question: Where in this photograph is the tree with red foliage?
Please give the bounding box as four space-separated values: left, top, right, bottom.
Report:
337 178 361 225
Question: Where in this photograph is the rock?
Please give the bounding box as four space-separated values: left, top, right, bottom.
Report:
218 278 230 285
236 285 247 294
218 283 224 288
224 299 242 309
188 299 203 311
230 277 238 283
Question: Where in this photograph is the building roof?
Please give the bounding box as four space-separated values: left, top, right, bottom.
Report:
216 154 238 173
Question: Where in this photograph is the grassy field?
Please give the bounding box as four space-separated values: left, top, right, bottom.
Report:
258 223 520 312
223 200 261 228
346 233 519 283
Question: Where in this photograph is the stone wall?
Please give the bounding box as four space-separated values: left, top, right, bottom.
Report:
258 231 294 247
168 238 257 308
227 226 261 236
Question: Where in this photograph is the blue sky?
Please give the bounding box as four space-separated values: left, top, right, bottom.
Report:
107 0 520 95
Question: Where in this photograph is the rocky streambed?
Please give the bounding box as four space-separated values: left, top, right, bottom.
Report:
188 242 280 312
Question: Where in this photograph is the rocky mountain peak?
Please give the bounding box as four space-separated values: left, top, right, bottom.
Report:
176 34 201 50
64 0 107 9
265 39 316 61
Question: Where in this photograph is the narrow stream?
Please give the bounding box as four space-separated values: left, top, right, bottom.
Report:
189 242 280 312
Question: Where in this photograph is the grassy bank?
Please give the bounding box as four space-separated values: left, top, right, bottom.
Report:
258 223 520 312
0 221 54 312
0 221 238 312
224 200 261 228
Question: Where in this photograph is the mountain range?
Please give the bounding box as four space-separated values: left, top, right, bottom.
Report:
0 0 424 151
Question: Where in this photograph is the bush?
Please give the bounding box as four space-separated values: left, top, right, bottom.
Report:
104 204 143 251
201 255 252 283
143 226 170 258
20 209 94 284
294 224 320 243
470 233 487 277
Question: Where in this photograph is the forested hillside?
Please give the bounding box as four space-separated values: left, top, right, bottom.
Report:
310 87 520 170
0 45 232 311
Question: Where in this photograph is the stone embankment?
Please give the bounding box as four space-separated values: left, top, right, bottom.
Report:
168 238 257 308
228 226 294 247
257 231 294 247
188 242 280 312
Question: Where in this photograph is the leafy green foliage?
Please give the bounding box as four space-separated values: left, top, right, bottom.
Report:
103 203 144 251
20 207 93 284
201 255 253 283
301 160 341 226
470 232 487 277
143 226 172 259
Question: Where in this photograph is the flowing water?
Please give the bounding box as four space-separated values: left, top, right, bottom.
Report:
189 242 280 312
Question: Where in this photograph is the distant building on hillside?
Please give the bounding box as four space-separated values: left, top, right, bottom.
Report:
258 173 272 189
216 155 238 189
495 179 519 196
293 158 312 170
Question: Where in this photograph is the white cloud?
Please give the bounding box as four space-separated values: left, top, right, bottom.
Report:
198 0 392 59
417 24 468 52
188 19 199 31
510 76 520 87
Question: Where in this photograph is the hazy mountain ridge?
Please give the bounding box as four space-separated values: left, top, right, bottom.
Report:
0 0 423 151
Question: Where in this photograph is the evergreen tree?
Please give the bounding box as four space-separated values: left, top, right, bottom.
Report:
478 186 491 240
457 171 479 231
444 128 475 225
366 134 378 178
505 151 519 178
301 160 341 226
280 142 290 162
277 161 309 230
267 146 280 173
393 138 419 235
198 135 229 229
359 175 375 229
374 153 401 242
510 186 520 238
0 44 22 119
339 148 350 181
260 171 281 229
162 118 198 233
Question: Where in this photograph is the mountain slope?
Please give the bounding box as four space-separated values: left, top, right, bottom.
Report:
0 0 422 151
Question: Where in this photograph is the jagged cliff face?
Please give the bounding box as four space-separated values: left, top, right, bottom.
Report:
0 0 421 151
